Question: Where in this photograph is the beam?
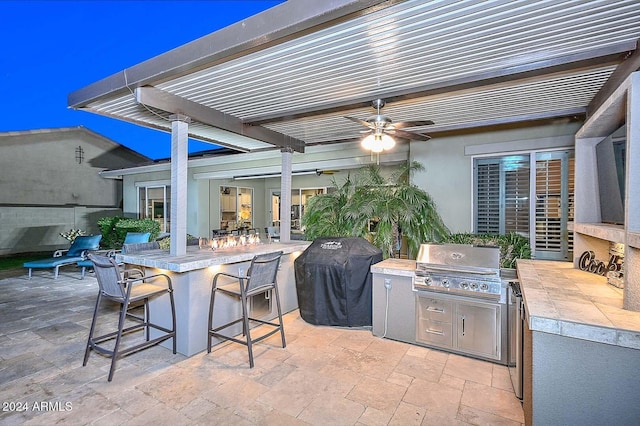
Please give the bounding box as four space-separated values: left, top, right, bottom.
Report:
135 86 305 153
587 39 640 118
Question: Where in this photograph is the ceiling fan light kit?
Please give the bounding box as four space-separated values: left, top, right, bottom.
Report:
346 99 433 162
361 132 395 153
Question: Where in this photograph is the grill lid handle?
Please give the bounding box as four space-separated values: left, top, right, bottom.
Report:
419 264 498 275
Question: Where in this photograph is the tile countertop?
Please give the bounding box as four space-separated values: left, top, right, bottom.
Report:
516 259 640 350
370 258 416 277
116 241 311 273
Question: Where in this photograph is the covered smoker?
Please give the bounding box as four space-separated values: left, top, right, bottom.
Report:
294 237 383 326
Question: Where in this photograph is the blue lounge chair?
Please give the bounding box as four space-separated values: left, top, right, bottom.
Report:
77 232 151 279
24 234 102 279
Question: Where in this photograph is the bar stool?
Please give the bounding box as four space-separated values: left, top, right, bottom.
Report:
207 251 285 367
83 253 176 381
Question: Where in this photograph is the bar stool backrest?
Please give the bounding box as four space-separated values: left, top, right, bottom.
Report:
122 241 161 254
246 251 283 294
88 254 125 300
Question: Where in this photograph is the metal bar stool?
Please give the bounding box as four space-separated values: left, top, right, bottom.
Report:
207 251 285 367
83 253 176 381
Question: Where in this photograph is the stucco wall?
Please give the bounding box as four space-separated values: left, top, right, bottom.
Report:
120 142 406 239
0 127 149 255
0 128 145 206
117 123 582 241
411 121 582 234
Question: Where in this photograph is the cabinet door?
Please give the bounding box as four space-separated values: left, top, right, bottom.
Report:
372 275 416 343
457 301 501 360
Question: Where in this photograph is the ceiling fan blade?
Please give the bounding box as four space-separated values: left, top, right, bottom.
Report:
344 116 375 129
389 129 432 141
389 120 435 129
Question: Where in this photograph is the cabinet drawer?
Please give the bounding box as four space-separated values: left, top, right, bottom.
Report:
417 296 453 321
416 318 453 348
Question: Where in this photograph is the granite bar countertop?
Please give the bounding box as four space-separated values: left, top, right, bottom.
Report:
370 258 416 277
517 259 640 350
116 241 311 273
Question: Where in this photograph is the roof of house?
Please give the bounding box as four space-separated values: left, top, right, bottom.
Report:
68 0 640 155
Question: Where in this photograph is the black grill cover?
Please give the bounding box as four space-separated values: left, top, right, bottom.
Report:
294 237 383 326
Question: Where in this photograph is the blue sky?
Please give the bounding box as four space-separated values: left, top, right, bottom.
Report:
0 1 285 160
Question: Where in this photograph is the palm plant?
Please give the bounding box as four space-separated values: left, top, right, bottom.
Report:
303 161 449 258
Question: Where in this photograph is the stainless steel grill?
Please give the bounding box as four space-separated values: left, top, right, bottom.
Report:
413 244 503 301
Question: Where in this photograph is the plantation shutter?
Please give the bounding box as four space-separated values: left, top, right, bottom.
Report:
535 151 574 260
504 158 530 235
474 156 530 235
475 162 501 234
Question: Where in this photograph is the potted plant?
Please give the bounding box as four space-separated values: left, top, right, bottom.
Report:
59 229 87 244
303 161 449 258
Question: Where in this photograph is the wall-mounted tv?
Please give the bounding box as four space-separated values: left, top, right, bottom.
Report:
596 128 626 225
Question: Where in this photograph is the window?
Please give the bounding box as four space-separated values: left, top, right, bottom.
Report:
271 187 326 231
473 150 574 260
138 185 170 233
220 186 253 231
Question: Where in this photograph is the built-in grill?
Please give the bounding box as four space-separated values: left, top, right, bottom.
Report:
412 243 509 365
413 243 504 301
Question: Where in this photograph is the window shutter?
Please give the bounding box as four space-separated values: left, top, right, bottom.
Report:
504 157 530 235
475 162 501 234
535 151 574 259
475 156 529 236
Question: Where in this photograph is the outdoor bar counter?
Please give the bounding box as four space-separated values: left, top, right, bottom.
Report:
516 259 640 425
116 241 310 356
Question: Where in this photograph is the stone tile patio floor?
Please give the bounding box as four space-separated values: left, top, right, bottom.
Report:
0 266 524 425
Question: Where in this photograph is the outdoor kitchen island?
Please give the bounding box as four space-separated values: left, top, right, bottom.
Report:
371 246 510 366
116 241 310 357
517 259 640 425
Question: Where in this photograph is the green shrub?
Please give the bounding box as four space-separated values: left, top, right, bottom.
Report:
441 232 531 269
97 217 161 249
97 217 122 248
157 234 197 250
115 218 160 242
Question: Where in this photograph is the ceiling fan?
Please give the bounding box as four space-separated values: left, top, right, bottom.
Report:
345 99 434 151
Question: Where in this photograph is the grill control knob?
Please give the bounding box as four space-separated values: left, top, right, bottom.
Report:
425 276 432 286
469 282 478 290
460 282 469 290
442 279 450 288
479 283 489 291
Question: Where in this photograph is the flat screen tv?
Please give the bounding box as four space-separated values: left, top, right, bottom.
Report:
596 132 626 225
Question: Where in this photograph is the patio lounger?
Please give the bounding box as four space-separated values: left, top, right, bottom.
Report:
24 234 102 279
77 232 151 279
